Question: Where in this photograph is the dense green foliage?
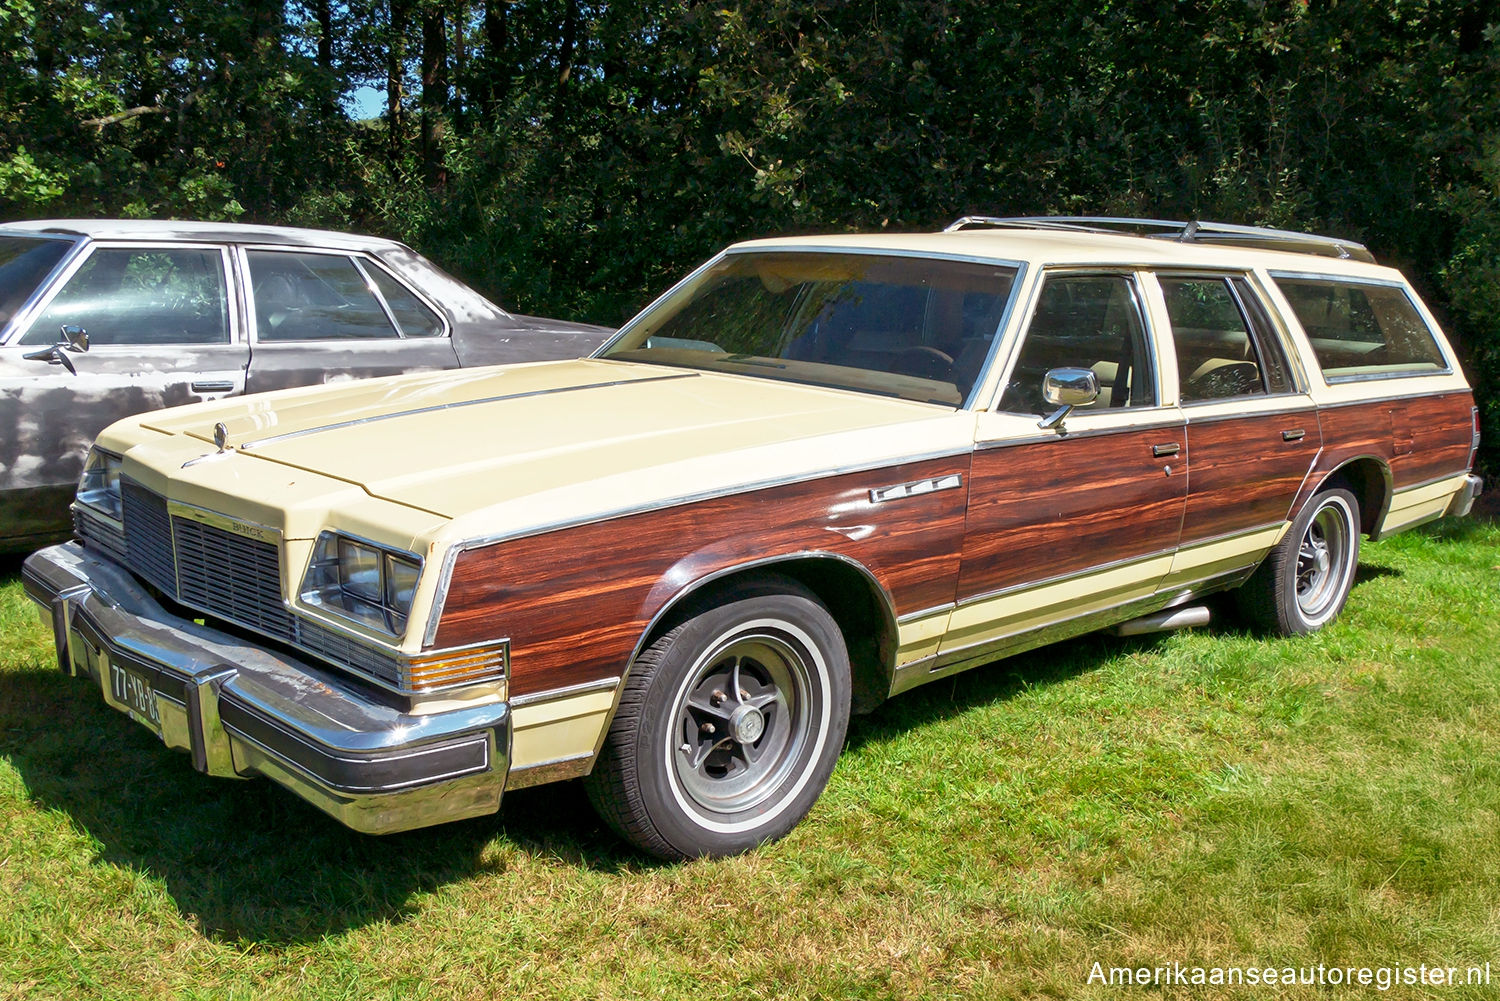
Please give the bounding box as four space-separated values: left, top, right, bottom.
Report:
2 1 1497 469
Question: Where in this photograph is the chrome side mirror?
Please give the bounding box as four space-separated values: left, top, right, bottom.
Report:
21 325 90 375
1038 367 1099 430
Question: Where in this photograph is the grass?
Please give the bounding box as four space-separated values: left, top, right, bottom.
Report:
1 518 1498 999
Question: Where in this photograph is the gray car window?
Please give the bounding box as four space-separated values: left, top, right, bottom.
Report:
0 236 73 330
248 250 400 341
367 265 444 337
20 246 230 346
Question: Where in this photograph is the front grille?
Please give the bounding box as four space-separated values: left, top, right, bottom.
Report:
122 482 176 595
174 516 295 638
74 506 128 564
92 479 403 690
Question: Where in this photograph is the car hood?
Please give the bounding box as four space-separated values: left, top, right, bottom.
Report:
127 359 973 537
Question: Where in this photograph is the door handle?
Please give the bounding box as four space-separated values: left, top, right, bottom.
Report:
1152 442 1181 457
191 380 235 394
1281 428 1306 442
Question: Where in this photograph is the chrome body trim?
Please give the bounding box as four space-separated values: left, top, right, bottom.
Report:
896 602 957 625
1395 470 1476 495
1181 399 1315 423
975 417 1185 449
238 372 698 451
22 542 512 834
505 752 595 789
421 446 970 647
1315 388 1470 410
869 474 962 504
508 676 621 709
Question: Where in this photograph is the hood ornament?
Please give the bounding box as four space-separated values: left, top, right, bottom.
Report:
183 422 234 469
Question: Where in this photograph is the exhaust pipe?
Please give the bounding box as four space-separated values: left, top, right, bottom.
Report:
1110 605 1210 637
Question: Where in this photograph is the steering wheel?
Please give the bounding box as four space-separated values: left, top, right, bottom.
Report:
892 345 955 381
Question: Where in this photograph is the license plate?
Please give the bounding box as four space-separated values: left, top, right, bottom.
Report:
109 661 161 734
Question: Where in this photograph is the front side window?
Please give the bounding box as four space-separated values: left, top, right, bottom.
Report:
998 274 1156 415
248 250 401 342
1273 276 1447 381
600 252 1018 406
20 246 230 346
1161 276 1293 402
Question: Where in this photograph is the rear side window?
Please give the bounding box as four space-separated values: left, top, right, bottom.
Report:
249 250 399 342
1273 276 1447 381
1161 276 1294 402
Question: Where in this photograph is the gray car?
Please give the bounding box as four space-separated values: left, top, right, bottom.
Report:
0 219 612 552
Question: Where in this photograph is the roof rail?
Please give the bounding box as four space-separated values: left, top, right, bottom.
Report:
942 215 1375 263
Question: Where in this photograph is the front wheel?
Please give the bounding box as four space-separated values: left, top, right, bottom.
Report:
1237 487 1361 635
585 577 851 859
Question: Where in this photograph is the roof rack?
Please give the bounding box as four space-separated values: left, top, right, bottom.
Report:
942 215 1375 263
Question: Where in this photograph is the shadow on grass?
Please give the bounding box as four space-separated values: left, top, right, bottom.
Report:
0 659 654 945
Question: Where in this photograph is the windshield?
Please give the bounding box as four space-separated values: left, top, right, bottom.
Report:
0 236 74 331
601 251 1019 406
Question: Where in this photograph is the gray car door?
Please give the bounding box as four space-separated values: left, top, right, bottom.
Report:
0 242 248 548
240 247 460 394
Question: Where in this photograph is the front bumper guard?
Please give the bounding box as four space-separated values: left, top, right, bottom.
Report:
22 542 511 835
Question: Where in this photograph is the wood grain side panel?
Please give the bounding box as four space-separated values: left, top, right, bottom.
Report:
957 427 1186 601
1294 390 1475 516
1390 392 1475 488
434 456 969 697
1178 409 1319 546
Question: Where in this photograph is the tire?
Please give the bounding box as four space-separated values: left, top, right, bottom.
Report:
584 576 852 860
1236 487 1361 635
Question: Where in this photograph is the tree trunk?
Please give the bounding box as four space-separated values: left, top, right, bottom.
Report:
421 2 450 186
316 0 334 70
480 0 508 110
387 0 411 162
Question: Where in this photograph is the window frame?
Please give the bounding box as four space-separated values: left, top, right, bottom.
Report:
237 245 451 345
9 240 241 348
990 267 1165 418
1155 270 1305 406
1267 270 1454 385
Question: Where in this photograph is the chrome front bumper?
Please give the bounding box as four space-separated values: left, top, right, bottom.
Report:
22 542 511 835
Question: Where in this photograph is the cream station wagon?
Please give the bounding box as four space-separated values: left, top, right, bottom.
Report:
24 218 1482 859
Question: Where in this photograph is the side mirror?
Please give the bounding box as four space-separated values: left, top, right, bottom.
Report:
1038 367 1100 430
21 325 90 375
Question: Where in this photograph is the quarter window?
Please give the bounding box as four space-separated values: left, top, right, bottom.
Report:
1161 276 1293 401
1273 276 1447 380
20 247 230 346
367 265 444 337
248 251 400 342
998 274 1156 414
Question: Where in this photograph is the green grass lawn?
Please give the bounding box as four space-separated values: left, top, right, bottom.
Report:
2 518 1498 999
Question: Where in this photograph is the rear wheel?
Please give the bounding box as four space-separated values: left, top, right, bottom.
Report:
1237 487 1361 635
585 577 851 859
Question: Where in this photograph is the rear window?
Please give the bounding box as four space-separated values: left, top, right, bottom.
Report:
1273 276 1447 381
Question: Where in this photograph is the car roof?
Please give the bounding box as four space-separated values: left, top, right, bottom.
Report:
0 219 408 253
731 227 1405 281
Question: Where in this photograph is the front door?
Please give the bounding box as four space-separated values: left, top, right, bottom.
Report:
0 243 247 547
938 271 1187 669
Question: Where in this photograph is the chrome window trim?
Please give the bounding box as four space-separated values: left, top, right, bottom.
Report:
420 448 969 647
974 416 1186 450
1266 270 1457 380
6 240 241 347
0 231 87 344
1181 398 1316 422
989 267 1165 418
237 244 452 345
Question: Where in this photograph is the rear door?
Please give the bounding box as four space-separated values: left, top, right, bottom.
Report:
241 246 459 394
0 241 246 545
1150 272 1321 591
939 271 1187 667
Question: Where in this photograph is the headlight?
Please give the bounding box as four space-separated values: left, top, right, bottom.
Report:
301 531 422 634
77 449 123 520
